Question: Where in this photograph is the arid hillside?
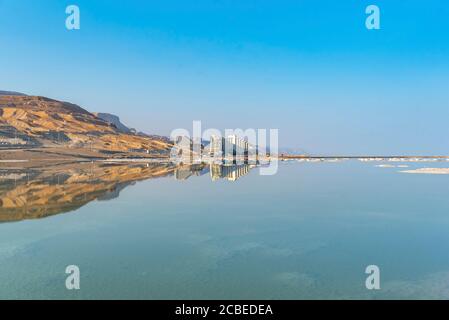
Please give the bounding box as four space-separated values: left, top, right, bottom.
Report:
0 95 172 157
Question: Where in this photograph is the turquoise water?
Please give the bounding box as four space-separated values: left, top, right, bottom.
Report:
1 161 449 299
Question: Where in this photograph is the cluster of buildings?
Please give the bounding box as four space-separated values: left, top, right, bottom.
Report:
209 135 256 158
0 124 31 147
0 137 27 146
172 134 260 164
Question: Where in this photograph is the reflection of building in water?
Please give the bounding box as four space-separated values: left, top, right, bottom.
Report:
174 164 209 180
174 163 252 181
174 167 193 180
210 164 252 181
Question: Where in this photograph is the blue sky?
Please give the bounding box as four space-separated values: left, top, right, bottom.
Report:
0 0 448 154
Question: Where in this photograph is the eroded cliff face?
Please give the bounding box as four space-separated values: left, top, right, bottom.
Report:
0 162 176 222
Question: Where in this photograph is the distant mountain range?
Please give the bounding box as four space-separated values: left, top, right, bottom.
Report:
0 91 172 158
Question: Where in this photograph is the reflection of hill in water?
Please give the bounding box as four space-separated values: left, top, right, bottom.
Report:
0 163 176 222
0 162 255 222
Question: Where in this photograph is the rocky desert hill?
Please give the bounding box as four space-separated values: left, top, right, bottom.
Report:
0 94 172 158
93 112 133 133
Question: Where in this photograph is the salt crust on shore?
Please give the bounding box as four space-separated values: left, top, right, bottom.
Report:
400 168 449 175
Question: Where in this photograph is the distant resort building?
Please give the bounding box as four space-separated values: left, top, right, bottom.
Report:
0 124 37 147
171 134 262 181
172 134 259 164
209 134 257 159
209 135 225 157
0 137 27 146
171 136 198 163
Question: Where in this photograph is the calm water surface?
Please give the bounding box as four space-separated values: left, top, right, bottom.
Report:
0 161 448 299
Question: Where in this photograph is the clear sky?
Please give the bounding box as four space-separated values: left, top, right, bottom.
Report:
0 0 448 155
